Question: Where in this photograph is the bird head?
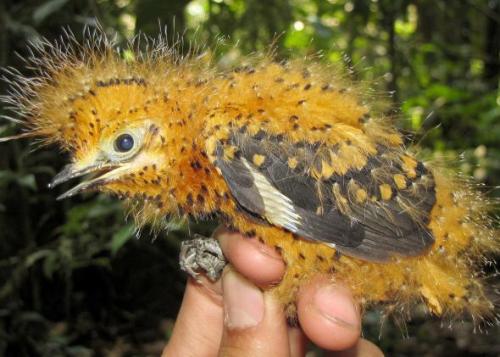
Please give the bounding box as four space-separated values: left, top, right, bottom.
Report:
1 33 214 225
46 86 168 202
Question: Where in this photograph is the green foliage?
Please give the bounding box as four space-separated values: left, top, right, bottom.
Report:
0 0 498 355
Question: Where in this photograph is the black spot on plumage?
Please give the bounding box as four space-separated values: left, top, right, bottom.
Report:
321 83 332 91
190 161 202 171
415 161 426 178
360 113 371 124
245 229 256 237
253 130 266 140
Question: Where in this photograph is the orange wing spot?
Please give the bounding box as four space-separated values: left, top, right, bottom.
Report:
320 160 334 178
287 157 298 169
356 188 367 203
332 183 350 214
387 133 403 146
393 174 407 189
205 135 221 157
338 144 367 171
401 155 417 178
252 154 266 167
224 145 238 161
379 184 393 200
328 151 349 175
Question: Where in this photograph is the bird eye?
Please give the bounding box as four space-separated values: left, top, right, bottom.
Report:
114 133 135 152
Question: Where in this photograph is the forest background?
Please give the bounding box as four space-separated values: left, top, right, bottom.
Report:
0 0 498 355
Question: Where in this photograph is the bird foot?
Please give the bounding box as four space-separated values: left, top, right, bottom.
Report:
179 234 227 282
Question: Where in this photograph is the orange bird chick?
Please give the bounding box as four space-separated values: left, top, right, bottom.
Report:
1 30 498 323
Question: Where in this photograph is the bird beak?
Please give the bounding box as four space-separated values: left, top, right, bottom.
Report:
49 162 123 200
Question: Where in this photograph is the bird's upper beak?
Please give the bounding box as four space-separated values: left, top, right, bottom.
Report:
49 162 124 200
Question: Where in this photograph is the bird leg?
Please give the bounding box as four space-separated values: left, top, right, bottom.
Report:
179 234 227 282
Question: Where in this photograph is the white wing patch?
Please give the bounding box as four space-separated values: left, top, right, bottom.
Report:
241 158 301 231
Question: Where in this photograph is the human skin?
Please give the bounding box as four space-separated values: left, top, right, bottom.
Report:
162 228 384 356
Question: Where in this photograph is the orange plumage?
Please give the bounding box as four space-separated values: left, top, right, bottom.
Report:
1 30 498 324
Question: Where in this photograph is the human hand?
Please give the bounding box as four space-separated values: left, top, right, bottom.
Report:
163 227 383 356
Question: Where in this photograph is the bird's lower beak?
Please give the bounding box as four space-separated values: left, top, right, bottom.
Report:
49 162 122 200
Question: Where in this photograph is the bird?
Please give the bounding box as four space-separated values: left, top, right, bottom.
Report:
1 28 498 325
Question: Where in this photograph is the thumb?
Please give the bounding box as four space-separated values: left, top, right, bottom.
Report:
218 267 290 357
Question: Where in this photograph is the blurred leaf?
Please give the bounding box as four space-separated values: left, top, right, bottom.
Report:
24 249 53 268
110 223 135 255
17 174 37 190
33 0 69 24
0 171 37 190
42 252 59 279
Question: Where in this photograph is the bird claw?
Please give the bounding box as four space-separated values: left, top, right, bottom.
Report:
179 234 227 282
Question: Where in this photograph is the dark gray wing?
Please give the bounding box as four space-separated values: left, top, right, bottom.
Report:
214 131 436 262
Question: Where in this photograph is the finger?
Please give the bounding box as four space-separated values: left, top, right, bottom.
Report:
325 339 384 357
216 227 286 286
297 277 361 351
218 267 290 356
288 326 308 357
162 278 223 356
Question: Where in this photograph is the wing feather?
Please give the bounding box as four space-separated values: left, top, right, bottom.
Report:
213 131 436 262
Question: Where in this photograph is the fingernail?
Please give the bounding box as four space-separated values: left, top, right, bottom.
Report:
222 269 264 329
312 286 359 331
